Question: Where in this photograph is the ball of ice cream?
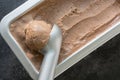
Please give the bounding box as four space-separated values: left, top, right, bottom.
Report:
25 20 52 51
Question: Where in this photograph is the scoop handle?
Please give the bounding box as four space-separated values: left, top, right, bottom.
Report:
38 51 58 80
38 25 62 80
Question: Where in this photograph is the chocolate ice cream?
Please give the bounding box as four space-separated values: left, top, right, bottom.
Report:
10 0 120 70
25 20 52 51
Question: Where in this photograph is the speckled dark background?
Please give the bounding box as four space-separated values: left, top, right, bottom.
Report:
0 0 120 80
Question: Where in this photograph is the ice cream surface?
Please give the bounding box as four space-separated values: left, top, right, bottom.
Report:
10 0 120 70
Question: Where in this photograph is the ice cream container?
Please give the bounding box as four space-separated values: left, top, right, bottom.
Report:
1 0 120 80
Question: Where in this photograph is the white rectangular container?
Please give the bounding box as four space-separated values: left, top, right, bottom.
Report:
1 0 120 80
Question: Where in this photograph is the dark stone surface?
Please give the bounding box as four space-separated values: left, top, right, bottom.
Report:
0 0 120 80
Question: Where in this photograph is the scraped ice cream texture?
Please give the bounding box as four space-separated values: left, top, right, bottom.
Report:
10 0 120 70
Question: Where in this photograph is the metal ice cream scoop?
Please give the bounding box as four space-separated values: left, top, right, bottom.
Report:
38 24 62 80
